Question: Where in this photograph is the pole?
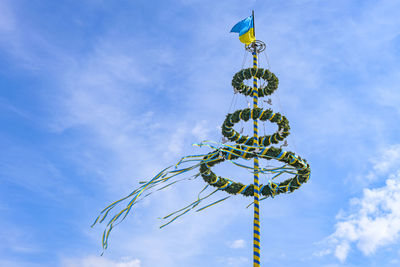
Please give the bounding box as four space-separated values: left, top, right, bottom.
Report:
251 10 261 267
252 10 255 39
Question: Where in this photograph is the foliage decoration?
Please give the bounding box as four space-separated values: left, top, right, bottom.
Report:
232 67 279 97
221 107 290 146
92 65 311 252
199 143 310 198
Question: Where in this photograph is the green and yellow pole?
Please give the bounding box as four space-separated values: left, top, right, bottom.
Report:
251 11 261 267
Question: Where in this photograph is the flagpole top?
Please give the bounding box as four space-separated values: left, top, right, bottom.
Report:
245 40 266 54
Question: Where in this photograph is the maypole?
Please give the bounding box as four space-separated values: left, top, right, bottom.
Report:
251 10 261 267
92 11 311 266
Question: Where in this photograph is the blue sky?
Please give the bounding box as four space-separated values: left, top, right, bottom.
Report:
1 0 400 266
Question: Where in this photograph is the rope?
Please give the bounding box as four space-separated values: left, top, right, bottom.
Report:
263 50 298 152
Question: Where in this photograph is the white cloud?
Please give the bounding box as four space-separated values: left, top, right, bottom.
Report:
313 248 331 258
334 242 350 262
191 120 210 141
330 171 400 261
315 144 400 262
0 0 15 33
62 256 141 267
0 221 42 258
166 126 187 156
164 120 211 157
0 260 42 267
217 256 249 266
366 144 400 182
228 239 246 249
3 1 400 266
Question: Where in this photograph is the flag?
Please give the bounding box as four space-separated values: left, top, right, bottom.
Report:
230 15 256 45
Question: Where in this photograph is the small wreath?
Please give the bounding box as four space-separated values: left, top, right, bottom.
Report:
232 68 279 97
222 107 290 147
199 145 310 198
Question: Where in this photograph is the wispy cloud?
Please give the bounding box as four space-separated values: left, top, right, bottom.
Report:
217 256 249 266
0 221 42 262
332 173 400 261
325 144 400 262
62 256 141 267
0 0 15 33
365 145 400 182
2 0 400 266
228 239 246 249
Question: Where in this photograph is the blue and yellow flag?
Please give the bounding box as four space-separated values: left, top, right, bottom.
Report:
230 15 256 45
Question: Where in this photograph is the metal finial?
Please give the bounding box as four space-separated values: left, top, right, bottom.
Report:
245 40 266 53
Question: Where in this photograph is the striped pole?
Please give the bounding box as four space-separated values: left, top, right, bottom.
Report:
252 48 261 267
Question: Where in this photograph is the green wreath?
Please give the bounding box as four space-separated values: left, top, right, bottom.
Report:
232 67 279 97
199 145 310 198
199 68 310 199
221 107 290 147
92 51 311 252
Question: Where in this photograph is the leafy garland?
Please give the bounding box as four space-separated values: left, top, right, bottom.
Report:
232 68 279 97
199 144 310 198
221 107 290 146
92 65 311 251
199 67 310 199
